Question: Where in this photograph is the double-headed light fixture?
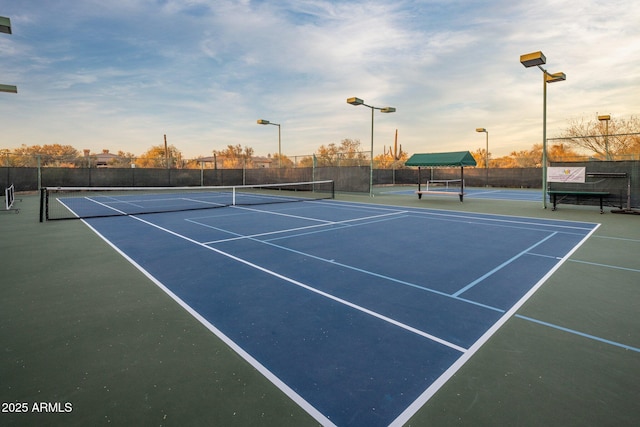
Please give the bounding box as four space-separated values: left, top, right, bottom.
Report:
519 51 565 208
346 97 396 196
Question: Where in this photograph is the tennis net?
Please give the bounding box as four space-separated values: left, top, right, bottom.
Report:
425 179 463 193
40 180 334 221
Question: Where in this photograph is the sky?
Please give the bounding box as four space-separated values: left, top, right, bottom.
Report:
1 0 639 160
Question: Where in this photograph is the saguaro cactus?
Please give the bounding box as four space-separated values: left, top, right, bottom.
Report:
384 129 404 160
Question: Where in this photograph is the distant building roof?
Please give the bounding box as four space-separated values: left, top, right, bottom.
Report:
95 150 120 161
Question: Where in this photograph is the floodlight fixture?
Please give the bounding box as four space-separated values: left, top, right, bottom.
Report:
546 72 566 83
1 16 17 94
598 114 611 121
0 84 18 93
347 97 364 106
0 16 11 34
257 119 270 125
380 107 396 113
520 51 546 68
476 128 486 133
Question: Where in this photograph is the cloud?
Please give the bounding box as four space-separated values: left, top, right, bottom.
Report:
1 0 639 158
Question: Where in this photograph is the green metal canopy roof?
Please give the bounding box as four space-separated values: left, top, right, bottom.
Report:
405 151 477 167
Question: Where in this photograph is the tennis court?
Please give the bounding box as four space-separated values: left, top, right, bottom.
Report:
41 185 599 425
381 186 542 202
1 187 638 426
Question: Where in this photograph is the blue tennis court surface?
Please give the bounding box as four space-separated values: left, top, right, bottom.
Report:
382 187 542 201
78 199 598 426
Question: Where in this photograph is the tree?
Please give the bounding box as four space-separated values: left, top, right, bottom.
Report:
213 144 254 168
547 143 583 162
10 144 80 167
296 156 314 168
315 139 367 166
626 134 640 156
490 145 541 168
471 148 490 168
559 115 640 160
270 153 294 168
375 149 408 169
136 144 183 168
315 143 340 166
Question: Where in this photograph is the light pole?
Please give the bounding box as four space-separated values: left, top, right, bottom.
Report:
598 114 611 160
346 97 396 196
0 16 17 94
476 128 489 186
520 51 566 209
257 119 281 168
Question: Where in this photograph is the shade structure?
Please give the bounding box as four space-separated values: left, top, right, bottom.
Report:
405 151 477 202
405 151 477 167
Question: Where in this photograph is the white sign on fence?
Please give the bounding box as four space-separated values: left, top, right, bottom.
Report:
547 167 586 183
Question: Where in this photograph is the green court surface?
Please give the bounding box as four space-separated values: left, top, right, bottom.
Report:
1 190 638 426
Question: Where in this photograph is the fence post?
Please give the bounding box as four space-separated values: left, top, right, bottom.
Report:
37 155 42 190
312 154 317 183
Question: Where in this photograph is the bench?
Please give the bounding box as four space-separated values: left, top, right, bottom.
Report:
416 190 465 202
547 191 610 214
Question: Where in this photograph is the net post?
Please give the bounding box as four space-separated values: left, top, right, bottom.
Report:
44 188 49 221
40 187 50 221
232 186 236 206
39 188 45 222
460 166 465 202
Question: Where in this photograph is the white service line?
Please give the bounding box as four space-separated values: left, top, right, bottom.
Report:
194 208 408 244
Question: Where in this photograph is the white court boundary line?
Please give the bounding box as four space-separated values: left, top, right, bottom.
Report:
388 222 601 426
258 200 604 426
77 199 602 427
194 208 408 244
79 207 470 425
78 217 338 427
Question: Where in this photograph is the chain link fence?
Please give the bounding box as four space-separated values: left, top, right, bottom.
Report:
549 160 639 209
2 151 638 208
2 163 542 193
